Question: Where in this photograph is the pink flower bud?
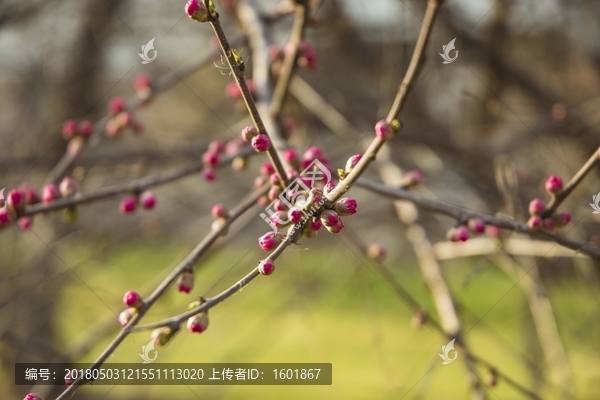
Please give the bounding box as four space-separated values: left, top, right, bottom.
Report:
7 189 24 209
225 82 242 98
283 149 300 168
185 0 210 22
108 97 125 114
59 176 79 197
251 134 270 152
134 74 152 91
202 151 219 166
345 154 362 174
326 217 344 234
268 45 283 60
258 231 285 251
268 186 282 201
288 208 302 223
467 218 485 234
309 217 322 231
123 290 143 308
527 216 542 230
323 182 336 195
402 170 424 188
260 162 275 176
258 259 275 275
270 174 282 187
241 126 258 142
140 191 156 210
105 120 120 138
257 196 269 207
302 146 324 161
253 177 266 190
24 394 44 400
308 187 323 205
62 120 77 139
42 184 60 204
187 312 209 333
78 120 93 138
485 225 500 238
555 212 571 227
528 198 545 216
211 203 228 219
366 243 387 261
115 111 132 127
545 175 563 194
18 217 33 230
203 169 216 182
120 196 137 214
375 120 393 139
334 198 357 216
286 168 299 180
320 210 339 227
177 271 195 294
543 218 555 231
0 210 11 225
151 327 174 347
208 140 225 153
448 225 470 242
118 308 137 326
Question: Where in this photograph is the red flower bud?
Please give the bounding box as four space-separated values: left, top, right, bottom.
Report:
241 126 258 142
185 0 209 22
528 198 545 216
108 97 126 114
203 169 216 182
42 184 60 204
485 225 500 238
345 154 362 174
258 259 275 275
202 151 219 166
123 291 143 308
555 211 571 227
309 217 322 231
448 225 470 242
302 146 324 161
260 162 275 176
527 216 542 230
187 312 209 333
545 175 563 194
254 176 266 189
62 120 77 139
0 210 11 225
24 394 44 400
211 203 228 219
283 148 300 168
59 176 79 197
323 182 336 195
334 197 357 216
366 243 387 261
288 208 302 223
467 218 485 234
134 74 152 91
208 140 225 153
115 111 132 127
325 217 344 234
543 218 555 231
258 231 285 251
268 186 282 201
7 189 24 209
251 134 271 152
105 120 120 138
177 271 195 294
78 120 93 138
375 120 393 139
120 196 137 214
402 170 423 188
18 217 33 230
140 191 156 210
320 210 339 227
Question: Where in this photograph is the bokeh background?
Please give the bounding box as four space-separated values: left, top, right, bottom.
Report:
1 0 600 399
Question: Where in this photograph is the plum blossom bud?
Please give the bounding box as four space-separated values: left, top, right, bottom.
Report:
283 149 300 168
18 217 33 230
527 216 542 230
375 120 393 139
402 170 424 188
320 210 339 227
258 259 275 275
261 162 275 176
24 394 44 400
251 134 270 152
203 169 216 182
345 154 362 174
0 210 11 225
42 184 60 204
334 198 357 216
528 198 545 216
467 218 485 234
211 203 228 219
78 121 93 138
302 146 324 161
257 196 269 207
120 196 137 214
270 210 289 228
366 243 387 261
140 191 156 210
268 186 282 201
7 189 24 210
323 182 336 196
108 97 125 114
485 225 500 238
543 218 555 231
254 176 266 189
208 140 225 153
177 271 195 294
185 0 209 22
187 312 209 333
59 176 79 197
62 120 77 139
307 187 323 205
448 225 470 242
115 111 132 127
309 217 322 231
134 74 152 90
151 327 175 347
325 218 344 234
118 308 137 326
241 126 258 142
105 120 120 138
258 231 285 251
555 211 571 227
286 168 299 180
545 175 563 194
124 291 143 308
202 151 219 166
288 208 302 223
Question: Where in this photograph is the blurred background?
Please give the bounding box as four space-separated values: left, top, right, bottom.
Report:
1 0 600 398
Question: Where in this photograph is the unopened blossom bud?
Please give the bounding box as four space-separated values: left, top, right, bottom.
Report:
323 182 336 196
62 120 78 139
151 327 175 347
528 198 545 216
211 203 228 219
177 270 195 294
325 218 344 234
211 217 229 236
257 196 269 207
185 0 209 22
120 196 137 214
254 176 266 189
124 291 143 308
241 126 258 142
545 175 563 194
268 186 282 201
283 149 300 168
527 216 542 230
78 121 93 138
302 145 324 161
345 154 362 174
251 134 270 152
402 170 424 188
64 206 79 223
366 243 387 261
208 140 225 153
59 176 79 197
555 211 571 227
307 187 323 205
260 162 275 176
105 120 120 138
269 211 290 228
258 259 275 275
18 217 33 230
138 191 156 210
334 198 357 216
7 189 24 209
225 82 242 98
286 168 299 180
42 184 60 204
108 97 125 114
258 231 285 251
187 312 209 333
24 394 44 400
115 111 132 128
448 225 470 242
375 120 393 139
202 151 219 166
118 308 137 326
485 225 500 238
467 218 485 234
309 217 322 231
0 210 11 225
203 169 216 182
134 74 152 91
288 208 302 223
320 210 339 227
543 218 555 231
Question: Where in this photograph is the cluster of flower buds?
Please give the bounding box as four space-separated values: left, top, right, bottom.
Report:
62 119 93 140
23 394 44 400
184 0 215 22
210 203 229 236
526 175 571 232
200 139 228 181
105 97 144 138
446 217 486 242
119 290 144 326
119 191 157 215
